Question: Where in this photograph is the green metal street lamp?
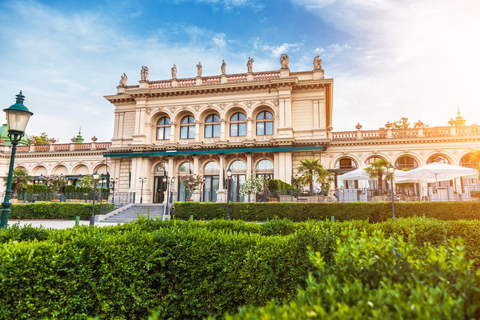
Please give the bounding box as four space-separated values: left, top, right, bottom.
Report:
90 171 100 226
387 163 396 218
1 91 33 228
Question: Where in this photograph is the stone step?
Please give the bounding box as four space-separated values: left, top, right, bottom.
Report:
99 204 166 224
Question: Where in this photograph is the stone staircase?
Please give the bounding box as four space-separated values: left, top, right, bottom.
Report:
98 204 166 224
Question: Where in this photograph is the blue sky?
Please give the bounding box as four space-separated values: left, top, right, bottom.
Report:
0 0 479 142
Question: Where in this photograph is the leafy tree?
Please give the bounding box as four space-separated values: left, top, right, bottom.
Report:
41 174 67 193
297 158 328 194
392 117 410 129
317 170 334 196
28 132 50 145
363 159 390 195
240 176 266 202
78 174 94 188
6 169 31 194
471 150 480 179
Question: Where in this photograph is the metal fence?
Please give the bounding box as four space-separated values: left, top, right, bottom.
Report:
3 192 135 206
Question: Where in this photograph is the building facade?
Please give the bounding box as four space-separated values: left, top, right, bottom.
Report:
1 56 479 203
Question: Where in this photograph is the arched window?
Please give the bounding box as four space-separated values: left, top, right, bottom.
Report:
229 160 246 171
204 161 220 172
156 117 171 140
154 162 167 174
205 114 220 138
365 156 386 165
334 158 357 170
427 154 450 164
256 159 274 170
179 161 193 173
256 111 274 136
460 153 480 168
395 156 418 169
180 115 195 139
230 112 246 137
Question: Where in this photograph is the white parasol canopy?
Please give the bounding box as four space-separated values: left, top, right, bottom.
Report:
401 162 477 181
336 166 371 180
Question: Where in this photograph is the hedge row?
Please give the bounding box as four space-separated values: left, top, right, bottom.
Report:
2 218 480 319
0 219 336 319
173 201 480 222
227 229 480 319
9 202 115 220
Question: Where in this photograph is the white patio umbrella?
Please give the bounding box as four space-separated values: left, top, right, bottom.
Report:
402 162 477 182
337 166 371 181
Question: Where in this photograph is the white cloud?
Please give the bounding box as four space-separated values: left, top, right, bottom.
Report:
291 0 480 131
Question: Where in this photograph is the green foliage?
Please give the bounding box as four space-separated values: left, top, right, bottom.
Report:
267 179 292 191
174 201 480 222
9 202 115 219
64 185 76 193
41 174 68 193
25 184 48 193
1 218 480 319
78 174 94 188
392 117 410 129
240 176 266 196
227 229 480 319
297 158 329 194
364 158 390 195
6 168 30 193
28 132 50 145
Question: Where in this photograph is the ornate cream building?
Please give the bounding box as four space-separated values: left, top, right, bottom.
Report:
1 56 479 203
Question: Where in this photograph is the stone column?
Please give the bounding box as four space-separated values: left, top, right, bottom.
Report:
193 156 200 175
247 117 253 139
195 120 200 142
217 155 227 202
170 121 176 143
220 119 226 140
246 154 253 179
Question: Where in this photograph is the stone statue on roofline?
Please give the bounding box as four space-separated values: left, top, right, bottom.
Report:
247 57 254 72
196 62 202 77
221 60 226 75
313 55 323 70
119 73 128 86
280 53 289 69
140 66 149 81
171 64 177 79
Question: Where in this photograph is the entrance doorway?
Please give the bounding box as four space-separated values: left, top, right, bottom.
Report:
153 176 165 203
230 174 246 202
204 175 219 202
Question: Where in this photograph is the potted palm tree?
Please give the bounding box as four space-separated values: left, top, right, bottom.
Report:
363 159 390 200
297 158 331 200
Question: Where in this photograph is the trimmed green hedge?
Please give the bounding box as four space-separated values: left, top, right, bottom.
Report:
1 218 480 319
9 202 115 220
173 201 480 222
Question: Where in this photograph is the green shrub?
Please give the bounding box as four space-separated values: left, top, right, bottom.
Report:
64 185 76 193
174 201 480 222
471 190 480 198
226 230 480 319
9 202 115 219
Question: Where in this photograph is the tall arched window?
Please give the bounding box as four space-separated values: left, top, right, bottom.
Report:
179 161 193 173
205 114 220 138
204 161 220 172
256 111 274 136
156 117 171 140
334 158 357 170
229 160 246 171
230 112 246 137
180 115 195 139
395 156 418 169
427 154 450 164
256 159 274 170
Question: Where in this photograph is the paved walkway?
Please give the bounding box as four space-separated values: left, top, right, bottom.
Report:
8 220 120 229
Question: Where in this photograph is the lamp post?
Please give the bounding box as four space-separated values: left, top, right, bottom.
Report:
90 171 100 226
139 177 146 204
387 164 396 218
163 175 169 216
99 178 106 215
169 176 175 211
110 177 118 205
226 169 232 220
1 91 33 228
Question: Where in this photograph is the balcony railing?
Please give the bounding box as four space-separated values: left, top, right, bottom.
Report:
331 125 480 141
14 142 112 153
